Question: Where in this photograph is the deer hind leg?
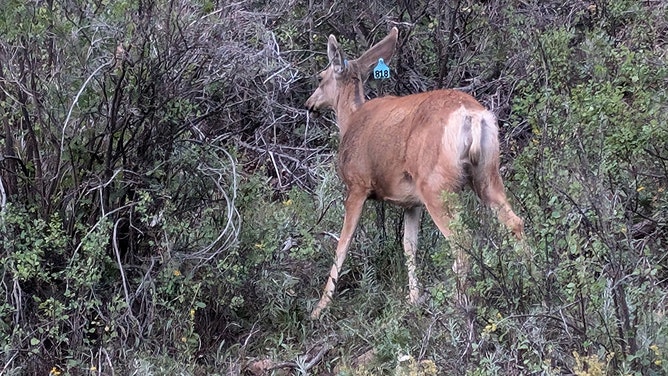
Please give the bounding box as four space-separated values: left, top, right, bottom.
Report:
422 185 476 353
473 169 524 239
420 187 471 297
311 189 366 319
403 206 422 304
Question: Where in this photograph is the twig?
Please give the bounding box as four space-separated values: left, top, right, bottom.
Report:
68 202 136 271
0 175 6 213
268 341 333 372
54 58 114 184
186 144 241 265
304 342 333 370
453 77 481 92
0 349 18 375
237 140 303 164
100 347 115 376
112 218 132 309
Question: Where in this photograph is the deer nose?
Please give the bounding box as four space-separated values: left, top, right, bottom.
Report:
305 95 315 111
304 95 320 116
306 105 320 118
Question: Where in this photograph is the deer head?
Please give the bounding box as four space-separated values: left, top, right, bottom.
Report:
305 27 399 123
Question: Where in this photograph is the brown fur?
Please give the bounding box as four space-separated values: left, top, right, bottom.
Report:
305 27 523 319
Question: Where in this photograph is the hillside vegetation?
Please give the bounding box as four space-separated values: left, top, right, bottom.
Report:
1 0 667 374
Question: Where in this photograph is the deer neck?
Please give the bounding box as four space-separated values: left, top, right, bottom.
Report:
334 79 365 137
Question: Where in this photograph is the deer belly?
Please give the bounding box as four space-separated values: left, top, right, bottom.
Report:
369 171 422 207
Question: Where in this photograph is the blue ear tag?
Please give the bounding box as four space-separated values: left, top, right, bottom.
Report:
373 58 390 80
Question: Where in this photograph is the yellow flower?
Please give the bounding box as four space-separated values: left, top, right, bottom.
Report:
190 309 196 320
50 367 61 376
173 269 181 277
283 199 293 206
419 359 438 376
637 186 645 192
483 322 497 333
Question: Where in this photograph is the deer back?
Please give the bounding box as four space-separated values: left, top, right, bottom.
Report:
337 89 498 206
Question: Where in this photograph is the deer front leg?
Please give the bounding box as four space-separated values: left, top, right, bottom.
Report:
311 190 366 319
403 206 422 304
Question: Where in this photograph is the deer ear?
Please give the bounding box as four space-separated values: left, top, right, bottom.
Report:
355 27 399 77
327 35 346 74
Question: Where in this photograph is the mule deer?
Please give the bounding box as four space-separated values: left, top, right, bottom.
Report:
305 27 524 319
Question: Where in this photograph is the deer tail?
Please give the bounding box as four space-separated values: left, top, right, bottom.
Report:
468 112 483 165
468 110 498 166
